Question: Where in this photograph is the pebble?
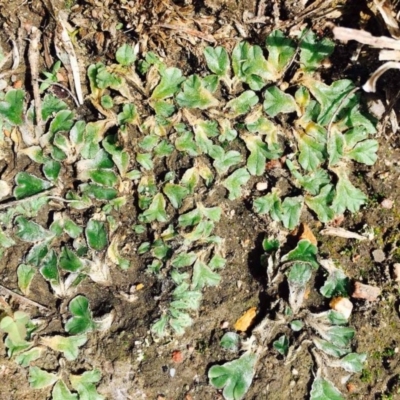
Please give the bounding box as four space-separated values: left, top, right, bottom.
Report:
171 350 183 363
352 282 381 301
220 321 229 329
393 263 400 282
170 368 176 378
187 345 195 354
330 297 353 319
381 198 394 209
256 182 268 191
0 180 11 200
372 249 385 263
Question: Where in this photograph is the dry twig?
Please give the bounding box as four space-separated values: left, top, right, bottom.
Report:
0 284 50 312
156 23 216 43
27 27 43 140
320 227 369 241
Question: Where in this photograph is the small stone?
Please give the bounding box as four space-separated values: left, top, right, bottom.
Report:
393 263 400 282
381 199 394 209
0 180 11 200
172 350 183 363
372 249 385 263
157 396 166 400
330 297 353 319
170 368 176 377
237 280 243 289
346 383 357 393
256 181 268 191
368 98 385 118
220 321 229 329
292 368 299 376
352 282 381 301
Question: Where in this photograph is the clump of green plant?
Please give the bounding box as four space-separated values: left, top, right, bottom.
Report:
0 25 377 399
208 237 365 400
0 295 107 399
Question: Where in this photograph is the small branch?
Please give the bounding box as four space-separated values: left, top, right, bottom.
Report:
57 13 84 105
0 284 50 312
320 227 369 241
379 49 400 61
37 79 80 107
28 27 43 141
363 61 400 93
155 23 216 43
333 27 400 50
11 39 20 70
46 196 75 203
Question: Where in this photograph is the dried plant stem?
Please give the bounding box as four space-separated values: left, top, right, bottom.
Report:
0 188 56 210
333 27 400 50
57 13 84 105
0 284 50 311
28 27 43 141
37 79 80 107
156 23 216 43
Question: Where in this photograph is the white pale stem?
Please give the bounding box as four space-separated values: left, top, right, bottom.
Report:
363 61 400 92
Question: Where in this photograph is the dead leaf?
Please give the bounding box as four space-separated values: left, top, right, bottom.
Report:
299 223 317 245
234 307 257 332
265 157 285 170
290 223 317 245
373 0 400 39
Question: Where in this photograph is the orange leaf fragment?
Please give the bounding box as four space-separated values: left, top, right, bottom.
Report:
234 307 257 332
172 350 183 363
299 223 317 245
13 80 23 89
347 383 357 393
